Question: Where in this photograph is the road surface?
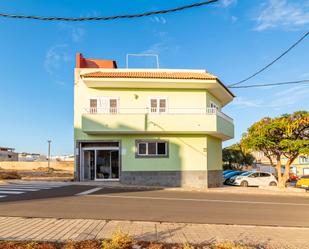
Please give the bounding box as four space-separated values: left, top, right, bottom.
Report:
0 184 309 227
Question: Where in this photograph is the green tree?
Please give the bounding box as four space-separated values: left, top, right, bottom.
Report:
223 143 255 170
241 111 309 187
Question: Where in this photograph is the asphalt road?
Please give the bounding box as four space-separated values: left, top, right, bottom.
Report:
0 185 309 227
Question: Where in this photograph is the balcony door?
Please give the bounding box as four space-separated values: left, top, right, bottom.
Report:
88 97 119 114
150 97 167 113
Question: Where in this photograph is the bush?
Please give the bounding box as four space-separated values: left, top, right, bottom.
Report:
101 231 134 249
212 242 256 249
0 239 262 249
0 171 22 180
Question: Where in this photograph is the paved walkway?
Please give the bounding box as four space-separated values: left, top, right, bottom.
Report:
0 217 308 248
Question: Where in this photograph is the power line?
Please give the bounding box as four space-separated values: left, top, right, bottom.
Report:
228 32 309 87
0 0 218 22
228 79 309 89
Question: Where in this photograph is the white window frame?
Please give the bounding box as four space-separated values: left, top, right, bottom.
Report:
149 97 168 114
299 156 309 164
136 140 168 157
88 97 100 114
87 96 119 114
303 168 309 175
108 97 119 114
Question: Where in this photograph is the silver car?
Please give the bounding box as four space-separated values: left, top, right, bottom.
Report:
228 171 278 187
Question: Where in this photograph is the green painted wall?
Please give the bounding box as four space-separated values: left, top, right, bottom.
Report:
206 136 222 171
75 130 209 171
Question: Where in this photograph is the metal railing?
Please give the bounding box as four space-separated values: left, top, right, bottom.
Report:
84 107 233 123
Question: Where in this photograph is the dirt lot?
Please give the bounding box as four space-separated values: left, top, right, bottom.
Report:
0 168 73 181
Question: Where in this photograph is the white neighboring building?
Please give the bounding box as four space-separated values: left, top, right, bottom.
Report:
50 155 74 162
18 153 47 162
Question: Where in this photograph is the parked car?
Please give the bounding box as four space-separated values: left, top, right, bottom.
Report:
223 170 234 175
289 174 299 182
227 171 278 187
296 175 309 188
223 171 246 184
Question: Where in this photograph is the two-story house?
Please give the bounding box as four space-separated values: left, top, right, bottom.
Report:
253 151 309 176
74 53 234 188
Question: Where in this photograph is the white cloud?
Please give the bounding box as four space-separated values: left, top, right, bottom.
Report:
255 0 309 31
143 42 168 54
232 84 309 110
231 97 262 108
142 31 171 54
221 0 237 8
151 16 167 24
231 16 238 22
269 85 309 107
57 23 86 42
44 44 71 75
71 27 85 42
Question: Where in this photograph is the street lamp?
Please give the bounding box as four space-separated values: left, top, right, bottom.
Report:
47 140 51 172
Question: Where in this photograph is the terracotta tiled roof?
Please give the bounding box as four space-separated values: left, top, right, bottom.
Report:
81 71 217 80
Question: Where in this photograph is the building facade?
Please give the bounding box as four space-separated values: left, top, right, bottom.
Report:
18 153 47 162
0 147 18 162
74 53 234 188
253 151 309 176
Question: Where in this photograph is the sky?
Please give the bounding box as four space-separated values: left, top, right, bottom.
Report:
0 0 308 156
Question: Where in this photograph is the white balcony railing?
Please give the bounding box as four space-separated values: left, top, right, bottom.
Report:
84 107 233 123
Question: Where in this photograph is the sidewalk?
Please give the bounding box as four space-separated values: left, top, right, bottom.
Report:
0 216 308 249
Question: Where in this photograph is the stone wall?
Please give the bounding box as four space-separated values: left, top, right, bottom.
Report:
121 170 222 189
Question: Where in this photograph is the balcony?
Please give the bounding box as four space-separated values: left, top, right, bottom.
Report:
81 108 234 140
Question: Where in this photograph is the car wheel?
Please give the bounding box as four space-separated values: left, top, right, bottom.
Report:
240 181 248 187
269 181 277 186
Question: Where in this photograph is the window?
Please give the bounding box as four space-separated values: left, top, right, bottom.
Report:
210 101 219 110
109 98 118 114
299 156 309 164
249 172 259 178
136 140 168 157
260 172 270 177
303 168 309 175
89 98 98 114
88 97 118 114
149 98 167 113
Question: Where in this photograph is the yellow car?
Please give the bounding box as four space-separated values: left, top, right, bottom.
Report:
296 175 309 188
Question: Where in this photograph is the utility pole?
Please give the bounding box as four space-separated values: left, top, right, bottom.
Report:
47 140 51 172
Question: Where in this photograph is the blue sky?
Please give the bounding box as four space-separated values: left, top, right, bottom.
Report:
0 0 308 155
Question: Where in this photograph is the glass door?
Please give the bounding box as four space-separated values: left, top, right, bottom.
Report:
111 150 119 179
95 150 111 180
95 150 120 180
83 150 95 181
